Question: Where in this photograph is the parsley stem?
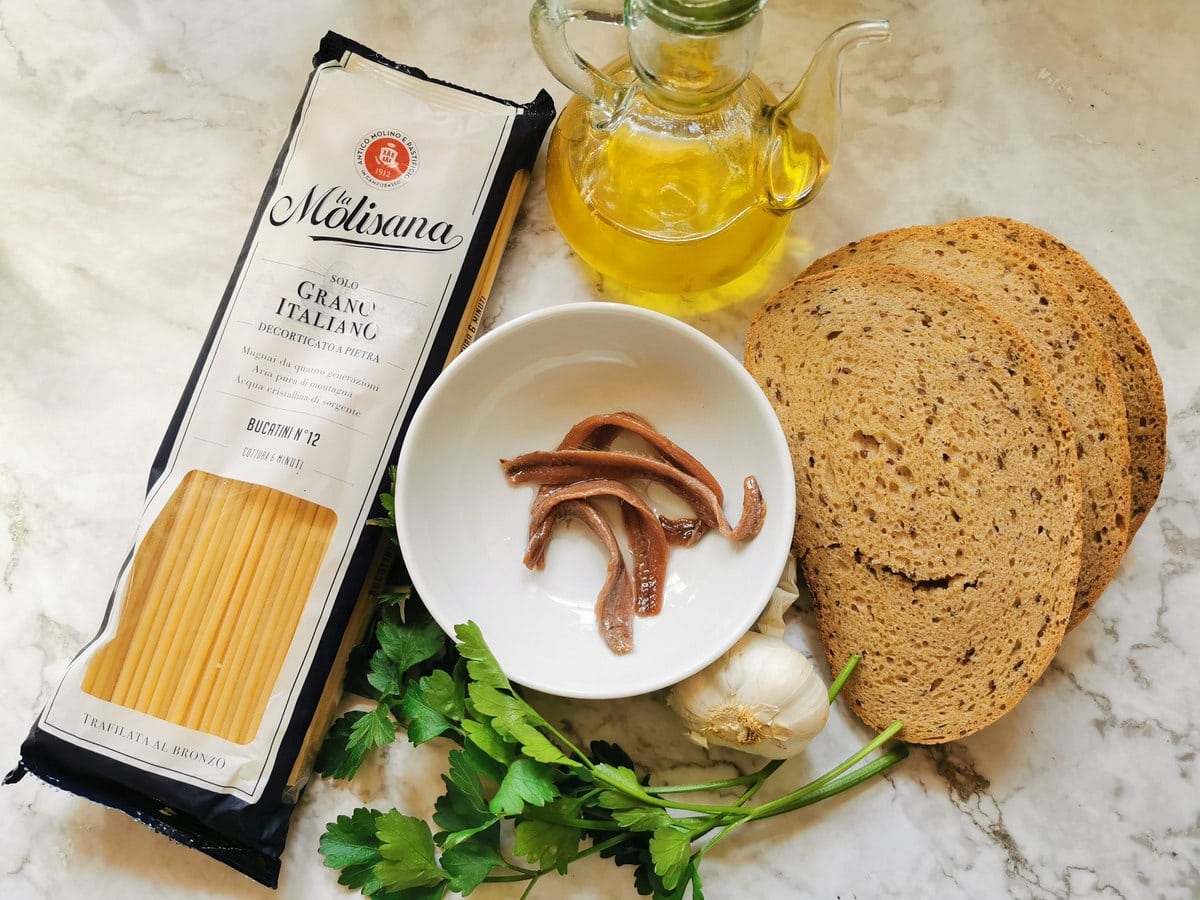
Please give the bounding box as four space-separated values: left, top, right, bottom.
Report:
827 654 860 703
772 720 903 807
689 760 779 859
734 759 784 806
748 744 908 821
484 873 537 884
591 768 744 817
640 766 772 795
693 817 743 862
522 811 624 831
501 860 540 877
571 832 628 863
485 832 632 886
689 725 905 828
693 741 907 865
533 716 592 767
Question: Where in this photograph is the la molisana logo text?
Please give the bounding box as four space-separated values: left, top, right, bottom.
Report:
266 128 462 253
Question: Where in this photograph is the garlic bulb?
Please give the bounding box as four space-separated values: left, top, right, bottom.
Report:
668 631 828 759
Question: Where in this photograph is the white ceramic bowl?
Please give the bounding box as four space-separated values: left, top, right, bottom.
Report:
394 302 795 698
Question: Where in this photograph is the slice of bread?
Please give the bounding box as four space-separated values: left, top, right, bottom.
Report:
952 217 1166 535
745 265 1082 744
802 226 1129 629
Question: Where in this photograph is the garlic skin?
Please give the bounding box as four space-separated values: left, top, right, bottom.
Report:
668 632 829 759
754 555 800 638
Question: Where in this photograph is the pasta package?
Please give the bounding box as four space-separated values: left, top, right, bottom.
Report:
6 33 553 887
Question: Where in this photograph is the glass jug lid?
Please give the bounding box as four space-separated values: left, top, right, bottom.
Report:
637 0 767 34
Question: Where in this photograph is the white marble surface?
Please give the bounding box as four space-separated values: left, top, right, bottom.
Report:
2 1 1198 897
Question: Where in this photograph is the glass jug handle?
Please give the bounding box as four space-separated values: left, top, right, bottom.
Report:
530 0 627 118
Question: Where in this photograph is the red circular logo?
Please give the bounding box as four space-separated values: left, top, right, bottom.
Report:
363 137 411 184
356 129 419 190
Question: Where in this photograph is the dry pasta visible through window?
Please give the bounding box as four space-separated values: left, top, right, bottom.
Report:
83 472 336 744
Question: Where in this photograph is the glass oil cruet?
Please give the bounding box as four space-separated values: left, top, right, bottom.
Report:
531 0 891 294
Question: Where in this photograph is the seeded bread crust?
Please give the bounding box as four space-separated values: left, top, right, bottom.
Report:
745 265 1082 744
952 216 1166 536
802 226 1128 629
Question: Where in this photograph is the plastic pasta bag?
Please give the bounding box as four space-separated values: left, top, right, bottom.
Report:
6 32 553 887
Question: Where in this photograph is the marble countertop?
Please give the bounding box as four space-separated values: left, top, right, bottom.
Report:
2 1 1197 897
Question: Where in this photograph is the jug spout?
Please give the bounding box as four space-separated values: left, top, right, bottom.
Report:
765 19 891 211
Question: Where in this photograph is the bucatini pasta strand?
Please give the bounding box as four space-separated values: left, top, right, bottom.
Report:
181 487 284 730
81 480 181 698
196 492 307 736
108 470 216 706
166 484 272 724
231 503 332 743
137 476 242 716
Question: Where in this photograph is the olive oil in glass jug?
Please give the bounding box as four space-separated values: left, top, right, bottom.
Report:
532 0 890 294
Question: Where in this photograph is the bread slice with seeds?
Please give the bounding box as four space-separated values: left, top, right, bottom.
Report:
952 216 1166 535
745 265 1082 744
802 225 1128 629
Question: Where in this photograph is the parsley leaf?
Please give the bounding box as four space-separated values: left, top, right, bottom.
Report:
375 588 411 608
365 470 398 534
440 832 505 895
513 819 581 874
432 793 494 848
376 616 445 676
460 719 516 767
611 807 674 833
434 756 506 850
318 705 400 782
445 749 488 812
432 752 495 844
379 485 395 516
592 763 648 804
489 758 559 816
401 671 460 745
372 884 447 900
465 683 576 767
319 808 385 893
375 811 446 890
465 682 531 734
507 721 576 766
453 621 510 691
594 788 642 812
461 735 509 784
349 704 397 756
648 824 693 892
367 647 405 699
316 712 372 782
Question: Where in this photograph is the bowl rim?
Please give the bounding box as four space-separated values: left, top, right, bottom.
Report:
394 300 796 698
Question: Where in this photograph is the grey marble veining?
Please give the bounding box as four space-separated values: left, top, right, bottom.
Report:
1 1 1198 898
